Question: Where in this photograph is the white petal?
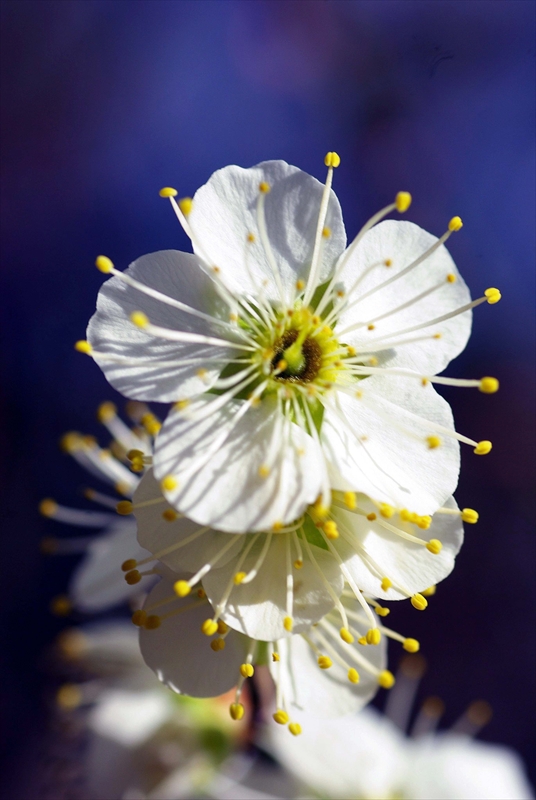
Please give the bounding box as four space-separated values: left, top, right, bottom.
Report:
87 250 237 402
203 535 343 640
406 735 535 800
323 375 459 514
139 573 245 697
65 621 144 669
134 470 242 572
189 161 346 303
332 496 464 600
70 521 152 612
337 220 472 374
153 396 327 532
89 688 172 747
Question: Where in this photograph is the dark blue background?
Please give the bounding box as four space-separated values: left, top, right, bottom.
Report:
1 0 534 793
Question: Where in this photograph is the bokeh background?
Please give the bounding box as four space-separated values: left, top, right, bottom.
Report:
1 0 534 795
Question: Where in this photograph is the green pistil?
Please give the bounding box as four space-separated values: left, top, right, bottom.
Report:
282 328 309 375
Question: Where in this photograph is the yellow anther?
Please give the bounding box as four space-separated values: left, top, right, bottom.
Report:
178 197 193 216
366 628 382 645
411 593 428 611
229 702 245 721
174 400 190 412
74 340 92 354
201 619 218 637
234 571 246 585
197 587 206 598
427 435 442 449
448 216 463 232
403 638 420 653
395 191 412 212
474 440 492 455
144 615 162 630
484 287 501 304
447 273 457 283
159 187 178 198
196 368 208 378
433 332 442 339
174 580 191 598
422 378 429 386
210 637 226 651
322 226 331 238
131 610 147 627
247 232 255 243
273 709 288 725
324 151 341 168
115 481 131 496
367 324 375 330
259 181 270 193
240 663 255 678
116 500 133 516
130 311 149 328
162 509 178 522
384 258 392 267
125 569 141 585
375 606 390 617
283 616 293 632
288 722 302 736
323 520 339 539
378 670 396 689
416 515 432 530
161 475 178 492
381 577 393 591
276 359 287 372
347 346 356 356
50 595 72 617
217 621 228 634
95 255 114 273
461 508 479 524
358 636 368 646
366 512 377 521
121 559 138 572
422 585 437 597
317 656 332 669
343 491 357 510
379 503 395 519
340 627 354 644
348 668 360 684
480 377 499 394
56 683 83 710
426 539 443 555
39 498 58 518
293 559 303 570
295 278 305 291
126 449 144 462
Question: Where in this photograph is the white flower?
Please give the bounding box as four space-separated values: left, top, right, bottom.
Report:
136 568 394 733
83 156 500 532
123 467 466 643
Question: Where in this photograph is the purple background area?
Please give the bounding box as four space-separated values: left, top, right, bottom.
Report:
1 0 535 793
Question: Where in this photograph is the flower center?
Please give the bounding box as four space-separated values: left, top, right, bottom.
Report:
272 329 323 383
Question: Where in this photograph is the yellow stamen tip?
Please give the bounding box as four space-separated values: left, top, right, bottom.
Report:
174 580 191 598
295 279 305 290
39 498 58 518
95 255 114 273
324 151 341 168
210 637 226 651
376 606 390 617
272 652 280 662
426 435 442 449
162 509 178 522
217 620 228 634
366 512 377 521
447 272 457 283
293 559 303 570
160 475 178 492
378 670 396 689
323 520 339 539
259 181 270 194
381 577 392 591
426 539 443 555
366 628 382 645
403 638 420 653
201 619 218 637
273 709 288 725
124 569 141 585
322 226 331 238
379 503 395 519
283 616 293 632
480 377 499 394
130 311 149 328
411 593 428 611
131 610 147 627
233 571 247 585
96 402 117 423
340 627 354 644
74 339 92 354
178 197 193 216
448 216 463 231
395 191 412 212
50 595 72 617
417 515 432 530
317 656 332 669
121 559 138 572
116 500 133 516
348 668 360 684
159 187 178 198
461 508 479 524
484 287 501 304
240 663 255 678
343 491 357 510
474 440 492 455
144 615 162 630
288 722 302 736
422 585 437 597
229 703 245 721
56 683 83 710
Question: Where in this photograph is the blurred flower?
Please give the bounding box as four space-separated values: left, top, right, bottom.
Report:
84 156 500 533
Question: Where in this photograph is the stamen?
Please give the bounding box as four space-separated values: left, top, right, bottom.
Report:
303 152 340 307
300 532 349 631
39 499 114 528
256 183 286 306
240 532 273 584
129 312 256 351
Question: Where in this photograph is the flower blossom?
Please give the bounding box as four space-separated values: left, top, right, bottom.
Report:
82 155 500 532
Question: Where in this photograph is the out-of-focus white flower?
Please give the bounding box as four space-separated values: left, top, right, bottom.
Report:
82 156 500 533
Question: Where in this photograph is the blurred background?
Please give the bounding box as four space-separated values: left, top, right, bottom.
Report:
1 0 534 796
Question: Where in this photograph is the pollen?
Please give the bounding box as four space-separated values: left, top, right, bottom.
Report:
474 440 492 455
348 668 360 684
403 638 420 653
259 181 270 194
366 512 377 521
395 192 412 212
479 377 499 394
161 475 178 491
295 279 305 290
144 615 161 629
240 663 255 678
288 722 302 736
484 287 501 304
323 520 339 539
74 340 92 354
378 670 396 689
322 226 331 238
121 559 138 572
426 539 443 555
57 684 83 710
50 595 72 617
272 652 280 662
178 197 193 216
247 232 255 243
162 509 178 522
367 324 375 330
416 515 432 530
95 255 114 273
234 571 246 585
344 491 357 510
422 585 437 596
318 656 332 669
340 627 354 644
379 503 395 519
159 187 178 198
201 619 218 636
210 637 226 651
230 703 245 721
324 151 341 168
448 216 463 232
130 311 149 328
293 559 303 569
447 273 457 283
427 435 442 449
39 498 58 517
283 616 293 632
366 628 382 645
273 709 289 725
124 569 141 585
174 580 191 597
131 610 147 627
384 259 392 267
116 500 133 515
461 508 479 524
411 593 428 611
381 577 392 591
375 606 390 617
